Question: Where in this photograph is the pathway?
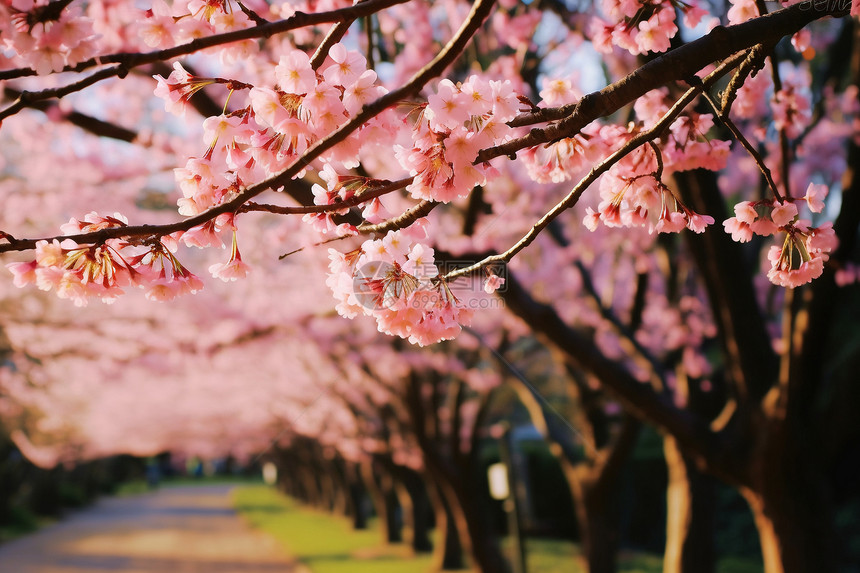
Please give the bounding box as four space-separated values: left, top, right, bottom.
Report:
0 484 297 573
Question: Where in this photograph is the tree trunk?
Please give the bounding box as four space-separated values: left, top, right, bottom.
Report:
743 487 837 573
319 463 337 511
394 467 434 553
361 459 402 543
663 436 715 573
349 479 369 530
741 420 838 573
329 458 351 518
448 478 511 573
383 486 403 543
429 482 466 571
565 464 619 573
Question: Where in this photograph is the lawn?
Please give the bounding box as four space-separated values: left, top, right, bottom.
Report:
232 485 763 573
233 485 439 573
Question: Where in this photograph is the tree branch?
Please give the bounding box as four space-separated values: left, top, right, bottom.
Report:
498 272 722 472
475 1 847 164
3 87 137 142
357 200 438 234
444 53 743 281
0 0 413 81
0 0 496 253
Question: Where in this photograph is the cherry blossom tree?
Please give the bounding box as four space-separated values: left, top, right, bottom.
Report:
1 0 860 572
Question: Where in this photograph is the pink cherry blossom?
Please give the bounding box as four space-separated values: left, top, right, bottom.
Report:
771 201 799 227
425 79 470 131
275 49 316 95
342 70 387 115
804 183 828 213
209 233 250 282
483 272 505 294
322 44 367 88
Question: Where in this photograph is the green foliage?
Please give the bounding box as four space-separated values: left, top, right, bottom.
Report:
115 474 263 497
0 504 43 544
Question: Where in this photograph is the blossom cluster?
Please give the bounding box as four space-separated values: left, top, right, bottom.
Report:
581 134 722 234
139 0 257 62
6 212 204 305
590 0 710 56
723 184 836 287
583 172 715 235
395 75 520 202
1 1 99 75
156 44 391 228
326 227 475 346
303 165 391 237
522 123 606 184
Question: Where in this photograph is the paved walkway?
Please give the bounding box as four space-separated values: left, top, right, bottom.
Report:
0 484 296 573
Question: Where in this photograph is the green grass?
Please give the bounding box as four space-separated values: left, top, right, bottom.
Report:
234 485 762 573
233 485 440 573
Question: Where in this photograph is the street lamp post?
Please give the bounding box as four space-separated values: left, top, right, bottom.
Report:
489 423 527 573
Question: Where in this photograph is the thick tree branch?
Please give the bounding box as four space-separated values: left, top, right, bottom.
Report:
475 1 847 164
444 53 743 281
498 272 723 473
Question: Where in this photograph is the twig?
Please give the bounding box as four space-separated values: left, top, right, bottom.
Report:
755 0 793 197
0 66 124 122
701 92 783 201
310 17 356 70
278 235 349 259
365 15 376 71
239 177 413 215
720 44 769 117
357 200 438 234
234 0 268 26
3 87 138 142
574 260 667 394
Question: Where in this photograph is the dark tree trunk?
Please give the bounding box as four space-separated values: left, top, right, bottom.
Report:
663 436 715 573
328 457 351 518
449 478 510 573
341 461 369 529
742 422 838 573
361 459 402 543
383 487 403 543
393 466 434 553
743 485 836 573
429 482 466 571
565 464 619 573
349 479 369 530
